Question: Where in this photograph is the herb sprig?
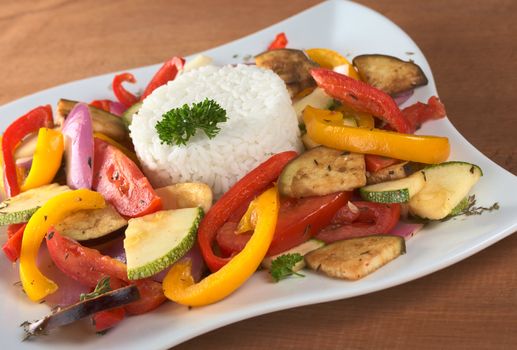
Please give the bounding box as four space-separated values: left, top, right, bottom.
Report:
270 253 305 282
80 277 111 301
156 98 227 146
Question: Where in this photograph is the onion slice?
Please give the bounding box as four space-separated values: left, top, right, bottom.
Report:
393 89 414 106
61 103 94 189
388 221 424 239
109 101 128 116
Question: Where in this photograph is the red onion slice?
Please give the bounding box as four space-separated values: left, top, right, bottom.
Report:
388 221 424 240
109 101 128 116
151 243 206 283
38 243 91 307
61 103 94 189
393 89 414 106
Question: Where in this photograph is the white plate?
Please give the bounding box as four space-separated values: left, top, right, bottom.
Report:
1 0 516 348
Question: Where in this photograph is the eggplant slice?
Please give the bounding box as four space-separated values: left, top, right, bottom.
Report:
21 285 139 339
353 54 428 96
255 49 317 98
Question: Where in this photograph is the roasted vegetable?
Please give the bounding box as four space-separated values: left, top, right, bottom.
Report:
409 161 482 220
305 235 405 280
55 204 127 241
155 182 213 213
366 162 408 185
352 54 428 96
255 49 317 98
21 285 140 339
278 146 366 198
57 99 130 145
0 184 70 226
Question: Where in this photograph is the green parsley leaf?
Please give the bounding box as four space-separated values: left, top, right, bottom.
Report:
80 277 111 301
155 98 228 146
270 253 305 282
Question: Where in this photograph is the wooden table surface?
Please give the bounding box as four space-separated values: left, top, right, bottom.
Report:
1 0 516 349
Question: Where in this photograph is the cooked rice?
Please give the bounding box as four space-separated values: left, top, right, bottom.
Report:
130 64 302 198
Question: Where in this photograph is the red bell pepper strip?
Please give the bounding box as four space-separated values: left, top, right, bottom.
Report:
141 57 185 100
365 154 401 173
401 96 446 133
2 223 26 262
268 32 288 50
310 68 412 134
113 73 139 108
2 105 54 197
93 308 126 332
198 151 298 272
7 223 25 239
216 192 351 257
90 100 112 113
315 202 401 243
46 229 166 315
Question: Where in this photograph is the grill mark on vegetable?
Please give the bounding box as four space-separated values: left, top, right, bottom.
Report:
313 159 319 166
87 157 92 169
47 231 54 240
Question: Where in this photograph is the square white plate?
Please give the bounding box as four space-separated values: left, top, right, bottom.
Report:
0 0 516 349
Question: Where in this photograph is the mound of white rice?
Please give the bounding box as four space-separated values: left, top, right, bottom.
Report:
130 64 302 197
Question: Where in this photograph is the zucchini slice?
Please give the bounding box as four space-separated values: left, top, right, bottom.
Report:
360 170 426 203
408 161 482 220
305 235 406 280
0 184 70 225
352 54 428 95
121 102 142 127
293 87 334 122
124 207 203 280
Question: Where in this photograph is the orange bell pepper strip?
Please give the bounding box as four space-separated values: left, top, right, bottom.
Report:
305 48 361 80
163 186 279 307
19 189 105 302
303 106 450 164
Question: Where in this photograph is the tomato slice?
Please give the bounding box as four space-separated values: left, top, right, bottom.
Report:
401 96 446 133
46 229 166 315
315 201 401 243
364 154 401 173
216 192 351 256
92 139 161 218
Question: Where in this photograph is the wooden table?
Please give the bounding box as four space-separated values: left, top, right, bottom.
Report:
1 0 516 348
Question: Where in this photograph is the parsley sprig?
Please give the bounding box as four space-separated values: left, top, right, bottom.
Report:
270 253 305 282
156 98 227 146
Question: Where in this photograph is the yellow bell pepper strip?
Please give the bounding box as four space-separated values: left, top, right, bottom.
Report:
20 128 64 192
305 48 361 80
335 105 375 129
19 189 105 302
163 186 279 307
303 106 450 164
93 132 139 164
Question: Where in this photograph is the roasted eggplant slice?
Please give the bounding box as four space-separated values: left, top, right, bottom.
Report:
255 49 317 98
278 146 366 198
352 54 428 95
366 161 408 185
305 235 406 280
57 99 130 145
21 285 139 339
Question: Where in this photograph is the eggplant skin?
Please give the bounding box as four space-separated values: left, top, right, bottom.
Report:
353 54 428 95
255 49 317 98
21 285 140 338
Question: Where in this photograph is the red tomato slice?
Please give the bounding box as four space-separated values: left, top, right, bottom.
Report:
315 201 401 243
46 229 166 315
364 154 401 173
401 96 446 133
216 192 351 256
92 139 161 218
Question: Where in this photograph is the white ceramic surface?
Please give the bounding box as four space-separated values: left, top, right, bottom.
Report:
1 1 516 349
